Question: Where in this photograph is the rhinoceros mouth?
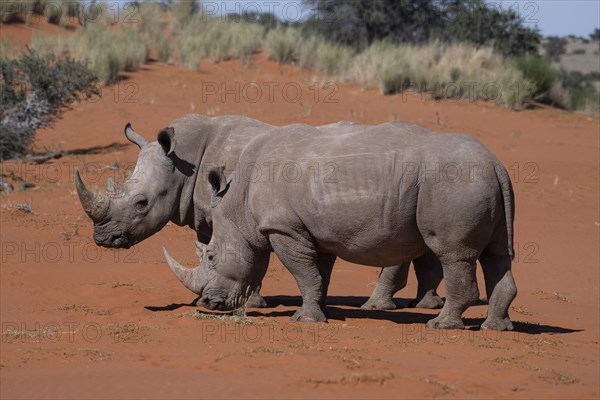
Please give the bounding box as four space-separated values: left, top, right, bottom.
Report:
111 237 131 249
94 232 132 249
198 295 231 311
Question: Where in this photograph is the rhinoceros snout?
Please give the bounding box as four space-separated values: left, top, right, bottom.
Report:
198 295 229 311
94 232 128 248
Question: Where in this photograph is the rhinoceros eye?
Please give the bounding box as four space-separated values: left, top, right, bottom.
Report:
206 252 216 266
135 198 148 211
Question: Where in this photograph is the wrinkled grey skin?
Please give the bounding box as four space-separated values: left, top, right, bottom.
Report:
319 123 444 311
75 116 439 309
164 121 517 330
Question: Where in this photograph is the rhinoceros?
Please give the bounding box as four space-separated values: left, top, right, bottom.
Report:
163 121 517 331
74 115 441 310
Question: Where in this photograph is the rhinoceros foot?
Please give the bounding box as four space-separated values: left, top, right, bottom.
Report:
426 315 465 330
292 305 327 322
245 293 268 308
481 317 514 331
409 292 444 309
361 296 397 310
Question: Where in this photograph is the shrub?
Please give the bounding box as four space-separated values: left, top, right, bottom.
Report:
70 28 128 84
557 69 600 114
291 34 354 75
0 49 99 160
177 17 264 67
543 36 567 62
514 54 557 98
30 34 70 57
0 37 16 59
304 0 541 57
380 62 412 95
33 26 150 85
304 0 443 49
497 64 534 110
344 40 536 110
1 0 23 23
156 35 173 63
137 1 172 62
264 25 302 64
347 41 401 89
170 0 198 33
314 40 354 76
443 1 541 57
544 81 569 109
0 0 82 26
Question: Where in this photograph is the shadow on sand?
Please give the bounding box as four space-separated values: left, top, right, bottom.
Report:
146 294 581 335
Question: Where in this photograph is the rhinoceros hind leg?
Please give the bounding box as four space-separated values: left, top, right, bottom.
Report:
479 253 516 331
426 259 479 330
361 264 409 310
409 252 444 309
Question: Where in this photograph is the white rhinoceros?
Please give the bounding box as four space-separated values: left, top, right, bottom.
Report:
164 120 517 331
75 116 442 309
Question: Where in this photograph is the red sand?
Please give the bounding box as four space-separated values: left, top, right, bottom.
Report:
1 22 598 399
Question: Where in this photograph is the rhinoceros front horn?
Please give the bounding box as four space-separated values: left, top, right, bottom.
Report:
124 123 149 149
163 247 204 295
75 170 109 223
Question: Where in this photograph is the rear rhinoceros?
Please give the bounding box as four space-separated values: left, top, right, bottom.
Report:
75 115 272 307
164 121 517 331
75 115 441 309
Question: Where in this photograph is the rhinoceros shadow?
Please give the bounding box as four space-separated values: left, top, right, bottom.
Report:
145 295 581 335
250 295 582 335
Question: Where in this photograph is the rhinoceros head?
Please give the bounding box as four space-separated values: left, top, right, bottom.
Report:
76 123 181 249
163 166 269 309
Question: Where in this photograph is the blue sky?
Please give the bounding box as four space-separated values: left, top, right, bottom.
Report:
489 0 600 37
209 0 600 37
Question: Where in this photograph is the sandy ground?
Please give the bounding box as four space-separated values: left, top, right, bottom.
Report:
1 22 599 399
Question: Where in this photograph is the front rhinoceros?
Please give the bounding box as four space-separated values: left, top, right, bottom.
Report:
164 121 517 331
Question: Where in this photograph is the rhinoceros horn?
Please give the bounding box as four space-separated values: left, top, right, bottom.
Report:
124 123 148 148
163 247 204 294
106 176 117 193
105 176 124 197
75 170 109 223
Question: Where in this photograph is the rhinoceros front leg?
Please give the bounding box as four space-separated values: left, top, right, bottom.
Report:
409 252 444 309
317 254 336 316
245 284 268 308
361 264 409 310
269 232 327 322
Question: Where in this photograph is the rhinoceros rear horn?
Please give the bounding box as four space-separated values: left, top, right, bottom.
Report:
163 247 204 295
75 170 108 223
124 123 149 149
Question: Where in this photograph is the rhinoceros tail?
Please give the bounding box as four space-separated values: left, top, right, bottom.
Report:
495 163 515 259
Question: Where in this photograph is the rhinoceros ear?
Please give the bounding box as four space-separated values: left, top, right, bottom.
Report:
157 127 176 155
124 123 149 148
208 166 229 207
